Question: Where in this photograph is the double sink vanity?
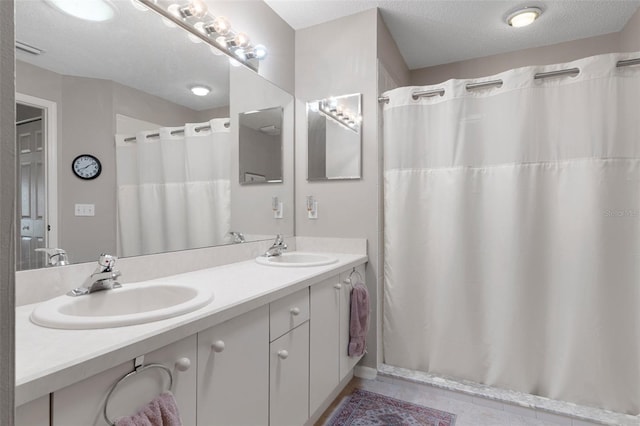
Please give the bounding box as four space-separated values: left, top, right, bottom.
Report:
15 239 367 426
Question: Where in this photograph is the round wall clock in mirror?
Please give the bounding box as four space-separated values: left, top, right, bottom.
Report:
72 154 102 180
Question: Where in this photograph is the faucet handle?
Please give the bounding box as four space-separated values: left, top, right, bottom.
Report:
98 254 117 271
35 248 70 266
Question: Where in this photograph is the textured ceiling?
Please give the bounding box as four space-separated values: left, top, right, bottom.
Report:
264 0 640 70
15 0 230 111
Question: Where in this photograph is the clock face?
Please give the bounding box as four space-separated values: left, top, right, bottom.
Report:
72 155 102 180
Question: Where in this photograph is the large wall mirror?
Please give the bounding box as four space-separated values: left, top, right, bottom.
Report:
15 0 293 270
307 93 362 181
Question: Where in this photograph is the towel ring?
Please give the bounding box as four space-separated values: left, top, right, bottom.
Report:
103 356 173 425
344 268 364 286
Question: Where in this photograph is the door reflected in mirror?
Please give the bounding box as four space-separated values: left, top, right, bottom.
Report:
307 93 362 181
239 107 283 184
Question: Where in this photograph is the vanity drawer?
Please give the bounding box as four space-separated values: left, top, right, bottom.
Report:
270 288 309 341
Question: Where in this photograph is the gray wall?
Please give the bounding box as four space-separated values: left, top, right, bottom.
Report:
216 0 295 94
0 1 15 423
295 9 381 368
620 7 640 51
230 65 294 238
16 62 213 263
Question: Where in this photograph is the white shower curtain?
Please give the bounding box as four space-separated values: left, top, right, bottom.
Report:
382 52 640 414
115 119 231 257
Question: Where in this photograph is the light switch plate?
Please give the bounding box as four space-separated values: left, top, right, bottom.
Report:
75 204 95 216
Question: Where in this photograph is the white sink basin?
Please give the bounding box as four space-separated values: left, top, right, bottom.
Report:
30 282 214 329
255 252 338 267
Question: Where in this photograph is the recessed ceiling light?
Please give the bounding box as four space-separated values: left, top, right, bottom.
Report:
46 0 117 22
190 86 211 96
507 7 542 28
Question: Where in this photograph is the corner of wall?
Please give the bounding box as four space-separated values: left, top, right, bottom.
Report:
376 9 411 87
620 7 640 51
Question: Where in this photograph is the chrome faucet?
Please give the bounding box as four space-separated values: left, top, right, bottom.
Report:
264 234 287 257
228 231 246 243
68 254 122 296
35 248 70 267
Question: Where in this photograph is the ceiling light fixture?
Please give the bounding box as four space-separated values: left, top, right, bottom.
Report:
190 85 211 96
506 7 542 28
46 0 117 22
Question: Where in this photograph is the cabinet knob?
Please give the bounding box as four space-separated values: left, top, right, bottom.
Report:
211 340 226 353
277 350 289 360
175 357 191 372
333 283 342 290
290 307 300 316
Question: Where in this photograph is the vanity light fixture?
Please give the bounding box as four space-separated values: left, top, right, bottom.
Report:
190 85 211 96
46 0 117 22
506 7 542 27
133 0 267 70
319 100 361 132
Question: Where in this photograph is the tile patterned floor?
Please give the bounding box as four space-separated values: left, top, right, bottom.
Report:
317 378 603 426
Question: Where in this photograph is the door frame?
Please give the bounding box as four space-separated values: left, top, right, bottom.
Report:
16 93 58 249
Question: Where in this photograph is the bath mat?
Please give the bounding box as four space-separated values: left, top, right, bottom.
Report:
325 389 456 426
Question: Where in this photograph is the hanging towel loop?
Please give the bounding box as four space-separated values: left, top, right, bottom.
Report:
344 268 364 286
103 355 174 425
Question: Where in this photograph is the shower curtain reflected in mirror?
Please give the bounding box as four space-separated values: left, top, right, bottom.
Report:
115 119 231 257
382 52 640 414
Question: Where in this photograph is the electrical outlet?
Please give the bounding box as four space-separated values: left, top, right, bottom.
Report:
74 204 95 216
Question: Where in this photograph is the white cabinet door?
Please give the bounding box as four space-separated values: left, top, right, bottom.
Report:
339 264 366 381
52 335 197 426
16 395 49 426
309 276 340 416
270 323 309 426
197 305 269 426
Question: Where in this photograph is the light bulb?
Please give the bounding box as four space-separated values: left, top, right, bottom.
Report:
184 0 208 18
507 7 542 28
213 16 231 36
47 0 116 21
253 44 267 60
190 85 210 96
234 32 250 48
229 57 242 67
336 105 344 116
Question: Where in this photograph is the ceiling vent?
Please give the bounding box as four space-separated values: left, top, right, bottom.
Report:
16 41 45 56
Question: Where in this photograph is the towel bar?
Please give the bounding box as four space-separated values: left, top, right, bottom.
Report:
344 268 364 286
103 355 174 425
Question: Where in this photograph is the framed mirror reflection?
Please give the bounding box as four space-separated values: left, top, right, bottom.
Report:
307 93 362 181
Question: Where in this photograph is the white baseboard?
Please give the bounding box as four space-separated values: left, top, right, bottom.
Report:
354 366 377 380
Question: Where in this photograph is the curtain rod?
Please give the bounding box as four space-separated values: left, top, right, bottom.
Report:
122 122 229 143
378 56 640 104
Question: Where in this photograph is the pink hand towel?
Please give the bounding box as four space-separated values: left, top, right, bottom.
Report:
348 281 370 357
115 392 182 426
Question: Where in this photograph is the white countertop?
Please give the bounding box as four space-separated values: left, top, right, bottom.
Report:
15 252 367 406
